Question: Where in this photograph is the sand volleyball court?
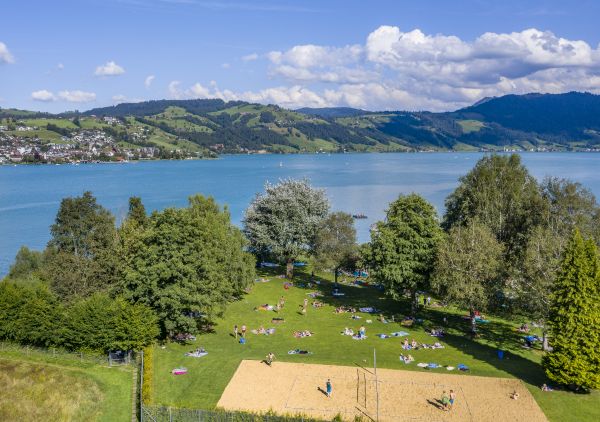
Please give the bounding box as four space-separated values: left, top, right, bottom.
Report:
217 360 547 421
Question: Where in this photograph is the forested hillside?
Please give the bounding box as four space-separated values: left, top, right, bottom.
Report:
2 92 600 154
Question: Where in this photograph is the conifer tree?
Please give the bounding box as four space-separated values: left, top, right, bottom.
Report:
542 230 600 390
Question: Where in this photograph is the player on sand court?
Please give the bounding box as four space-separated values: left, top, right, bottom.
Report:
441 391 450 411
326 379 332 397
449 390 456 409
265 352 275 366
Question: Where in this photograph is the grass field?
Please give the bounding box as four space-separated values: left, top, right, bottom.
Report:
151 267 599 421
457 120 485 134
0 351 133 421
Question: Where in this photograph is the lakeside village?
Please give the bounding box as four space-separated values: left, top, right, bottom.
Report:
2 117 600 165
0 117 200 165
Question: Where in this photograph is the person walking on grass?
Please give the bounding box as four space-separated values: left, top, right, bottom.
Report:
326 379 332 398
241 324 247 337
234 324 238 339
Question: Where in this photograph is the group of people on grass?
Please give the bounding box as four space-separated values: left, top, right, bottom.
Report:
399 353 414 363
341 325 367 339
402 338 444 350
334 305 357 314
233 324 247 338
293 330 313 338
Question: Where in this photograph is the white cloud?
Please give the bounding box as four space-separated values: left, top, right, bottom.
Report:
221 62 231 69
0 42 14 64
94 60 125 76
168 80 183 99
112 94 127 103
58 90 96 103
112 94 144 104
242 53 259 61
31 90 56 102
252 25 600 110
144 75 155 88
57 63 64 70
161 26 600 112
268 44 362 68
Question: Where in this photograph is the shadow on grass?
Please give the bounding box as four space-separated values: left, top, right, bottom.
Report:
257 268 567 392
441 332 547 387
273 269 410 320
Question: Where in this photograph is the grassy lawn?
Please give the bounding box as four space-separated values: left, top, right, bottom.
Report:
0 351 132 421
6 129 63 142
152 267 599 421
23 118 79 129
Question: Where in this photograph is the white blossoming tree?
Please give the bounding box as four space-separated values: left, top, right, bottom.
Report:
243 179 329 278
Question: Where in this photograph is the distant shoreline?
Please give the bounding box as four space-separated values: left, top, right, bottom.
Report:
2 149 600 167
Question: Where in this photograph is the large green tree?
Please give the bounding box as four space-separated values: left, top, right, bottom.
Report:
541 177 600 242
542 230 600 390
44 191 120 301
121 195 255 336
517 226 566 349
366 194 443 314
127 196 148 226
431 220 503 312
8 246 44 280
514 178 600 349
313 212 358 284
443 154 546 258
243 179 329 278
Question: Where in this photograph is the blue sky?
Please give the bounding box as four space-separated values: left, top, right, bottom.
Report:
2 0 600 112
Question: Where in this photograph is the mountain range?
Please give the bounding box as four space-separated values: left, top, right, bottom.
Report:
2 92 600 154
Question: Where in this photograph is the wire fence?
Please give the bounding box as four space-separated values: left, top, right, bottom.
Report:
0 341 134 367
141 406 322 422
138 350 322 422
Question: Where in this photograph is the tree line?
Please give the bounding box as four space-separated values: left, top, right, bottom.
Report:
2 154 598 390
240 156 600 391
2 192 256 352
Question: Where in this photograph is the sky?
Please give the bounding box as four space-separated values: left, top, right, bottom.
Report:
2 0 600 113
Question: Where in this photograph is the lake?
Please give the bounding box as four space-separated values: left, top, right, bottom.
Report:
1 152 599 276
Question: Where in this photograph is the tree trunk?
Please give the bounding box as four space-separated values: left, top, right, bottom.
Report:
334 267 338 285
286 259 294 279
410 290 417 316
542 330 549 351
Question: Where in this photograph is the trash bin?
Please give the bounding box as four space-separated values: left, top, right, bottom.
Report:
497 349 504 359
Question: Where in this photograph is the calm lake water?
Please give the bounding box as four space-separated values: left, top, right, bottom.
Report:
1 152 599 276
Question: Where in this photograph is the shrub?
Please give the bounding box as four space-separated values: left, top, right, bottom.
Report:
0 282 158 353
142 346 154 404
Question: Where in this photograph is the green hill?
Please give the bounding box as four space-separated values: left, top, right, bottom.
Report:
3 92 600 154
